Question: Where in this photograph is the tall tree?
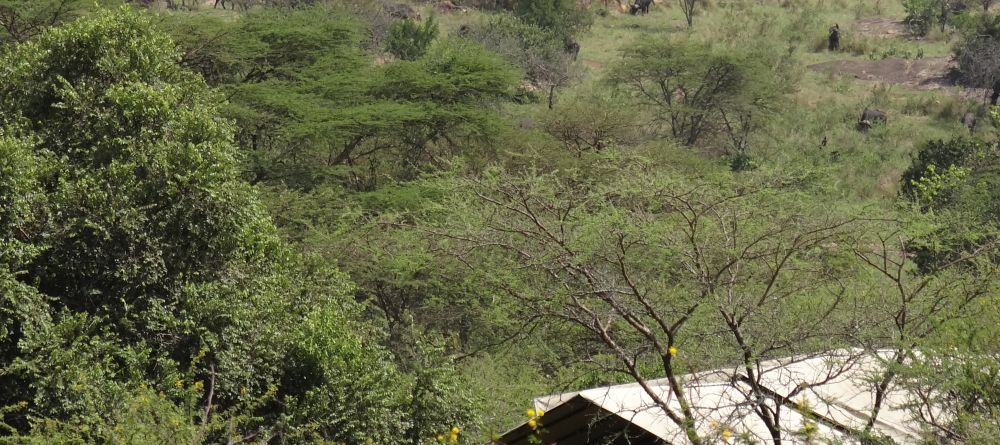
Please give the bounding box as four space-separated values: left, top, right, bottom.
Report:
0 0 99 43
436 161 874 444
609 40 787 150
0 8 415 443
162 7 519 191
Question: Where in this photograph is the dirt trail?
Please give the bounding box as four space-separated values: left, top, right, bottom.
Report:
852 17 907 38
808 57 988 99
809 57 952 89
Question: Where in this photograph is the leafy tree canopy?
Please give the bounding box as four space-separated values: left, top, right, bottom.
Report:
0 8 427 443
161 7 520 191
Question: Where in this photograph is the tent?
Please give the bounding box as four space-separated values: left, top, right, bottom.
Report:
499 350 932 445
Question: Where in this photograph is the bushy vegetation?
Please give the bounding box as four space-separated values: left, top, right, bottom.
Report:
1 0 999 443
0 7 472 444
386 16 438 61
902 0 944 35
512 0 591 38
608 39 789 154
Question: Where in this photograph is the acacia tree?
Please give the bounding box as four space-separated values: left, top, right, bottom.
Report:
680 0 698 27
436 162 876 444
956 37 1000 104
899 347 1000 442
541 94 640 153
608 40 785 150
851 222 998 438
951 9 1000 102
0 0 97 43
461 13 578 109
876 137 1000 443
166 7 519 191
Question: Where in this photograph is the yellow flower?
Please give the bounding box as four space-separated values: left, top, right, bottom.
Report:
795 397 809 410
668 346 678 357
536 409 545 417
526 408 535 418
803 421 818 435
436 434 444 442
448 433 458 444
527 419 538 429
451 426 460 435
192 381 204 391
174 379 184 389
722 429 732 440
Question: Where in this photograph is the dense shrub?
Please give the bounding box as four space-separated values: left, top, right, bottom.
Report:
0 9 467 444
513 0 591 38
902 0 948 35
387 16 439 61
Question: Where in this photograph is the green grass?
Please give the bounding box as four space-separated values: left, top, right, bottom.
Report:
414 0 990 203
535 0 982 201
176 0 986 213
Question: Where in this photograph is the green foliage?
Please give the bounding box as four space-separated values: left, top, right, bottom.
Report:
904 0 971 35
898 350 1000 443
260 175 522 364
10 385 201 445
728 150 758 172
433 159 869 444
900 137 1000 274
461 13 574 93
166 6 518 191
156 14 253 86
608 39 789 149
907 164 970 208
541 94 639 153
387 17 439 61
404 337 478 445
5 2 1000 444
900 138 983 203
10 313 160 440
902 0 941 36
281 304 407 443
513 0 591 38
902 138 1000 220
0 0 112 43
0 8 414 443
953 15 1000 92
0 5 265 336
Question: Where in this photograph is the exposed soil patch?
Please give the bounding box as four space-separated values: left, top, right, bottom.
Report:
808 57 988 99
809 57 952 89
852 17 908 39
876 169 902 196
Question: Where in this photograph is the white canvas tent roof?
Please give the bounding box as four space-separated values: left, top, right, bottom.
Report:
500 350 929 445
